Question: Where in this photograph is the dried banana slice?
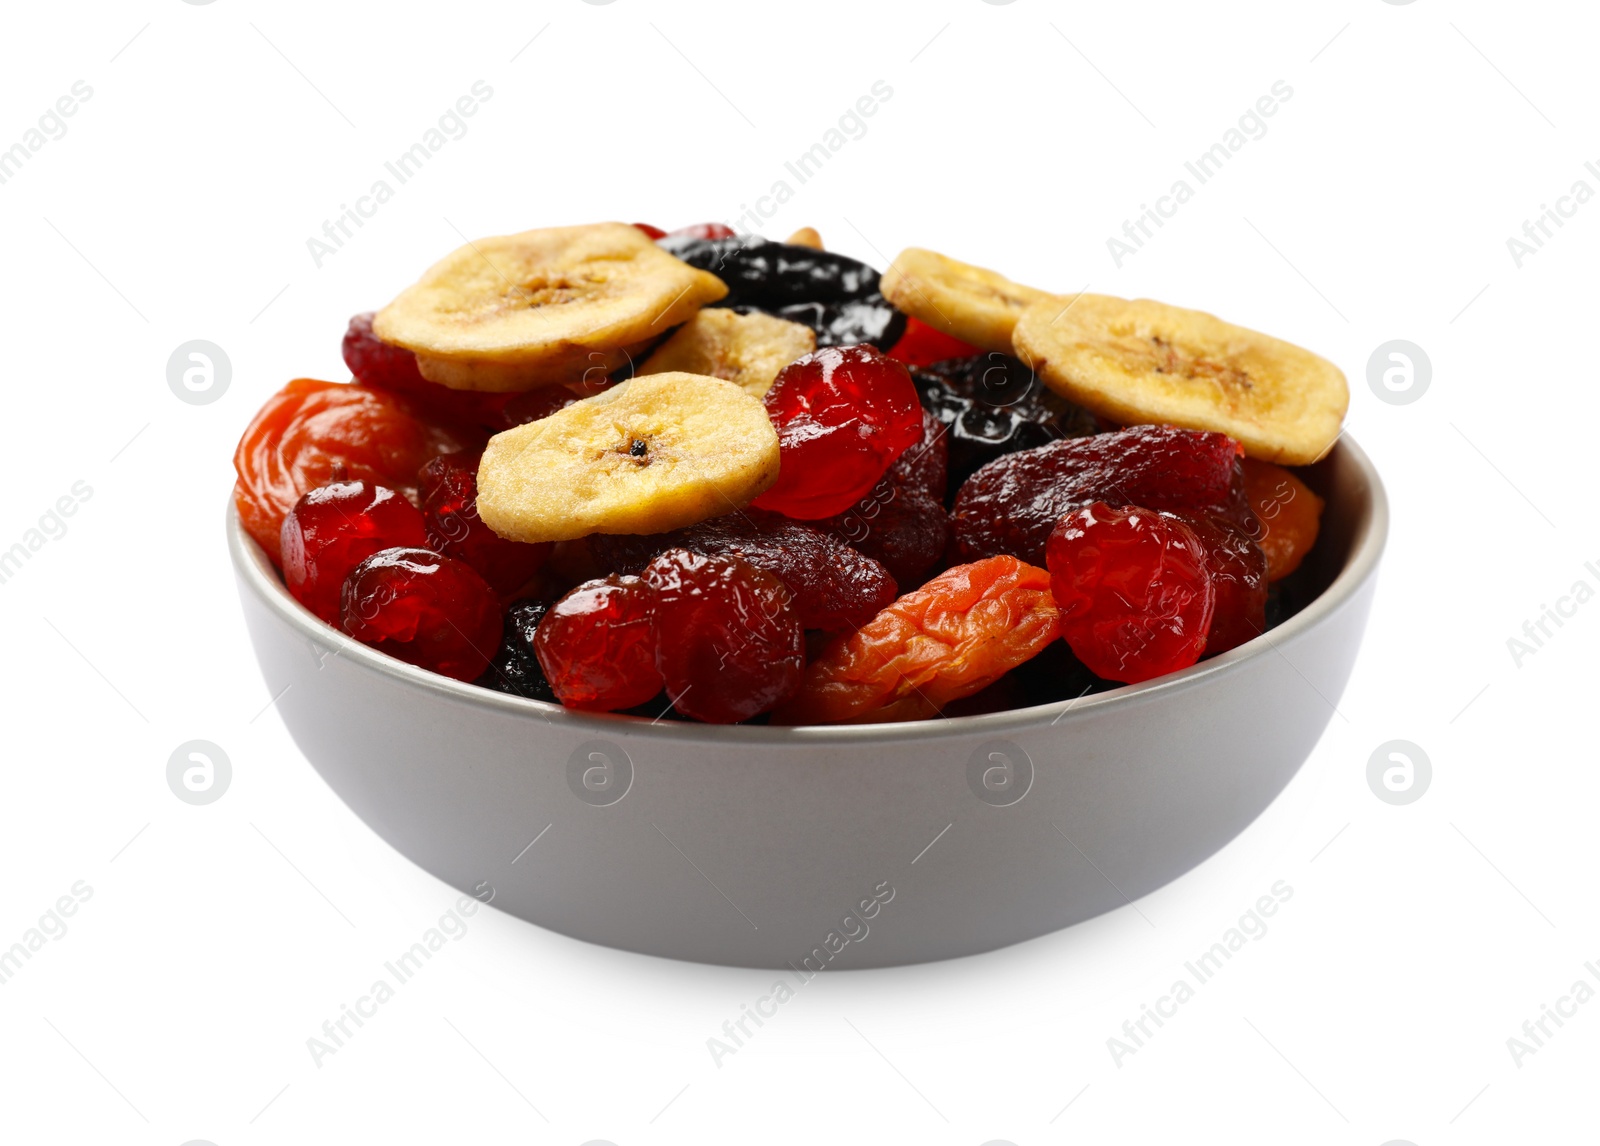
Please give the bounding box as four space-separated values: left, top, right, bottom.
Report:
374 222 728 392
415 340 650 391
476 372 780 543
1011 294 1348 464
638 308 815 397
879 247 1051 354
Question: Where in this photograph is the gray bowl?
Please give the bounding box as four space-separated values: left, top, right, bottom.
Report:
231 438 1386 969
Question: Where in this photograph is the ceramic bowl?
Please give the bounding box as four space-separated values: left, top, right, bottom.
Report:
231 438 1386 968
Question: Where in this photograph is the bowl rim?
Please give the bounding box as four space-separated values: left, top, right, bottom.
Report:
229 436 1388 746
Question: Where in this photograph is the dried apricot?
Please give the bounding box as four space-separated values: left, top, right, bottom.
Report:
771 556 1060 724
233 379 468 561
1242 459 1324 581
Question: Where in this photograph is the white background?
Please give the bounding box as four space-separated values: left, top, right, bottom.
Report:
1 0 1595 1142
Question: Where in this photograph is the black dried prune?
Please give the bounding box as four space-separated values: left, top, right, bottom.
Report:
477 599 557 701
915 353 1099 492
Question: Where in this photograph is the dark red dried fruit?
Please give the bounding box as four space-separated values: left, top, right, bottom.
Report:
342 313 510 430
418 452 551 595
1169 510 1267 655
886 315 980 367
632 222 668 240
951 425 1243 566
642 549 804 724
816 410 949 586
281 481 429 624
752 344 924 519
1046 504 1215 684
534 575 662 711
589 509 896 631
340 547 501 681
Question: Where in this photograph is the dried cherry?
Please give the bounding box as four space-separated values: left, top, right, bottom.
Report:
589 509 897 631
752 345 924 520
533 575 663 711
1170 510 1268 655
281 481 429 624
342 313 511 431
1045 504 1215 684
418 452 551 595
887 316 980 367
642 548 804 724
339 547 501 681
950 424 1242 565
233 378 467 560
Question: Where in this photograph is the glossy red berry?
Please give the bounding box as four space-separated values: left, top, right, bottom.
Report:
643 549 804 724
340 547 501 681
418 452 551 595
885 315 980 367
534 575 663 711
342 312 510 430
752 344 924 520
1169 510 1267 656
632 222 668 239
281 481 429 624
1045 503 1215 684
664 222 736 240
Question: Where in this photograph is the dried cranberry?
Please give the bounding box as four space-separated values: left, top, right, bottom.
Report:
887 316 980 367
665 222 737 240
642 549 804 724
752 345 924 519
915 354 1099 491
533 575 662 711
1046 504 1215 684
589 509 897 631
478 600 557 702
342 312 509 430
951 425 1242 566
280 481 428 624
340 547 501 681
815 410 949 586
1169 510 1267 656
418 452 551 595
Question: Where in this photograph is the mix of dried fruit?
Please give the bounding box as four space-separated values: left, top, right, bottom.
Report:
234 221 1347 722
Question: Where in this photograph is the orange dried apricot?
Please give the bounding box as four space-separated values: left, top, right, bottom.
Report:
1241 458 1324 582
771 556 1060 724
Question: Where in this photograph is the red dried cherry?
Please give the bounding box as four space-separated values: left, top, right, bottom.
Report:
281 481 429 624
632 222 668 240
642 548 804 724
340 547 501 681
751 344 924 520
233 378 469 561
1169 510 1267 656
342 313 511 431
534 575 663 711
885 315 980 367
418 452 551 595
1046 503 1215 684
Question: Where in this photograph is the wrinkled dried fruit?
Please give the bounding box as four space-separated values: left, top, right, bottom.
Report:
478 599 557 702
771 556 1061 724
752 345 924 519
1242 458 1324 582
643 548 805 723
1046 504 1214 684
234 378 468 561
916 353 1099 490
951 424 1242 566
340 547 501 681
418 452 551 594
815 410 949 586
534 575 663 711
281 481 429 624
589 509 897 631
1172 510 1267 655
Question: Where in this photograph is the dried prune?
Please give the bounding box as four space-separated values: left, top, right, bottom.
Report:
589 509 896 631
340 547 501 681
915 353 1098 491
643 548 804 724
772 556 1061 725
753 345 924 519
477 600 557 702
950 424 1242 566
1045 504 1215 684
